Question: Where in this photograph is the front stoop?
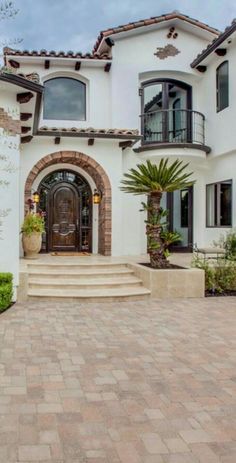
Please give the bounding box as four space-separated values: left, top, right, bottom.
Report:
18 262 151 302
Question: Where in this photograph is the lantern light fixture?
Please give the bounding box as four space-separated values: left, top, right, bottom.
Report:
93 189 102 205
33 191 40 204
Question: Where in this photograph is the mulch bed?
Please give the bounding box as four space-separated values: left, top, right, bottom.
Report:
206 290 236 297
139 263 185 269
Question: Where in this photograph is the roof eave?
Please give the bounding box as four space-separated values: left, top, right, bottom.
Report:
94 12 220 53
37 130 141 141
0 72 43 93
191 21 236 68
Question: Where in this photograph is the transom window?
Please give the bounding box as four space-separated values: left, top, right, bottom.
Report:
216 61 229 112
43 77 86 121
206 180 232 227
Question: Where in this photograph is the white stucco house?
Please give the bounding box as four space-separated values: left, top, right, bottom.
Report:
0 11 235 296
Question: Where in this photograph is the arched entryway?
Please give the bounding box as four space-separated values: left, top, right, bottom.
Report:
38 169 92 253
25 151 112 256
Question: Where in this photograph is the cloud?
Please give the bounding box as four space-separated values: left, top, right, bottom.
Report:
0 0 236 52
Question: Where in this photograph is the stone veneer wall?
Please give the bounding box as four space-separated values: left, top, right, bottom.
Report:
24 151 112 256
0 108 21 135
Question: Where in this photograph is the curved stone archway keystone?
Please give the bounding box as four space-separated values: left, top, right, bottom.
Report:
25 151 112 255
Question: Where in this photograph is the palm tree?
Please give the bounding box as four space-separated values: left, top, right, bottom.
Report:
121 158 195 268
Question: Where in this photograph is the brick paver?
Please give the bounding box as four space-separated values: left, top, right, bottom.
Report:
0 297 236 462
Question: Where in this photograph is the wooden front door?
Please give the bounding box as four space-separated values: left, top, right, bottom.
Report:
49 182 78 251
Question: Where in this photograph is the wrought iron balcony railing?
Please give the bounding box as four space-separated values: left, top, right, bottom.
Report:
141 109 205 145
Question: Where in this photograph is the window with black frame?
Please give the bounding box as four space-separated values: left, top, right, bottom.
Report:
216 61 229 112
43 77 86 120
142 80 190 144
206 180 232 227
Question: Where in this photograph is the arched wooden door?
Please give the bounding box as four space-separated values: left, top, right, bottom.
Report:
38 170 92 253
49 182 79 252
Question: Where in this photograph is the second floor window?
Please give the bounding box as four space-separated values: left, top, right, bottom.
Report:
43 77 86 121
216 61 229 112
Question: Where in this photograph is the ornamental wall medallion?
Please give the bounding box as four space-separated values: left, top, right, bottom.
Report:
154 44 180 60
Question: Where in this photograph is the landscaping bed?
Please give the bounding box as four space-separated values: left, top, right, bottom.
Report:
130 263 204 298
0 273 13 312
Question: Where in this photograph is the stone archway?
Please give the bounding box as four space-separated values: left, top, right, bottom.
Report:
25 151 112 256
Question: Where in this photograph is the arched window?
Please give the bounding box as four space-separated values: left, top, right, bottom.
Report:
216 61 229 112
43 77 86 120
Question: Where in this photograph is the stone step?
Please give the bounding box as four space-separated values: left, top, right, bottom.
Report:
28 286 151 302
28 276 143 290
27 262 129 272
28 268 134 278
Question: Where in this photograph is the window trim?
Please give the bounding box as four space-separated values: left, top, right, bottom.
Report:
43 76 87 121
206 179 232 228
216 60 229 113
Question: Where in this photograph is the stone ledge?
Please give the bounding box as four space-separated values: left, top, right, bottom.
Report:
128 263 205 298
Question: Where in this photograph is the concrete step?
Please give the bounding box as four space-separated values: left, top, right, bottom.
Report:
27 262 129 272
26 261 150 302
28 286 151 302
28 268 134 278
28 276 143 290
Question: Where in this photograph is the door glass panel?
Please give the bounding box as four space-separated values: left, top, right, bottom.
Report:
168 84 187 142
172 189 189 247
143 84 163 142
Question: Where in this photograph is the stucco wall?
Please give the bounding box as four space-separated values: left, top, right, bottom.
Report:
0 90 21 297
20 138 145 256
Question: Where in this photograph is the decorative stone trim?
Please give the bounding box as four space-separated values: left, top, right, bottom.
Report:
154 44 180 59
24 151 112 256
0 108 21 135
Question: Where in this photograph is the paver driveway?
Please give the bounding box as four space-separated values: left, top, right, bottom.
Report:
0 298 236 462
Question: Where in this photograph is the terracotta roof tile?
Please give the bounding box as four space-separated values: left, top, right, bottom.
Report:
3 47 111 60
191 19 236 67
93 11 220 52
38 126 140 138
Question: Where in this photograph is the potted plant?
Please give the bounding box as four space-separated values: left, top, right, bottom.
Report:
21 213 45 259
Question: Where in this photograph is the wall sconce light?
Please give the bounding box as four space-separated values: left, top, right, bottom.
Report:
33 191 40 204
93 189 102 205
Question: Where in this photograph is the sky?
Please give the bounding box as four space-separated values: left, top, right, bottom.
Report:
0 0 236 53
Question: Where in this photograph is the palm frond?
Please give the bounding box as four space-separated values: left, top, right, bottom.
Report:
120 158 195 195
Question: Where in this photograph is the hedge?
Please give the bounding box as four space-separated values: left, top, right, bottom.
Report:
0 273 13 312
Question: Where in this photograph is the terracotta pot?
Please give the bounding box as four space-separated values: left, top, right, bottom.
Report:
22 232 42 259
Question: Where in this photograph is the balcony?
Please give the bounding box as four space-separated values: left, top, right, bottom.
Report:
135 109 210 154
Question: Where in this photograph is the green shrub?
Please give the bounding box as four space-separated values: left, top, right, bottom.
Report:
0 273 12 285
21 213 45 235
0 273 13 311
213 229 236 260
192 256 236 293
